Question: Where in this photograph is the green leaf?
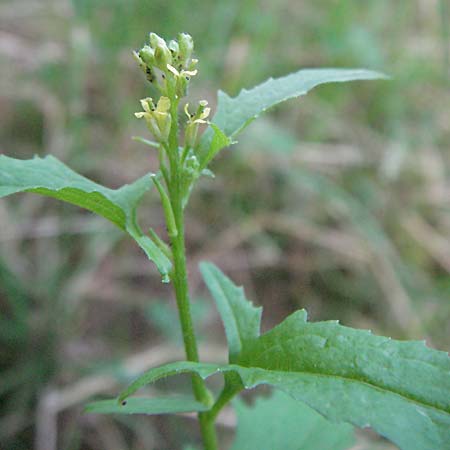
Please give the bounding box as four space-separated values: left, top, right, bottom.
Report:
200 262 261 362
118 313 450 450
231 390 354 450
198 68 388 163
198 123 234 170
85 395 208 415
0 155 171 280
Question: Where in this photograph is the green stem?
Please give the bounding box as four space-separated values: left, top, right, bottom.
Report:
206 381 241 421
165 91 219 450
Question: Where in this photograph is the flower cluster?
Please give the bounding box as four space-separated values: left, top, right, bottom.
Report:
133 32 212 159
133 32 198 98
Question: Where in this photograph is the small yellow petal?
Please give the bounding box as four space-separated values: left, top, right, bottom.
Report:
156 96 171 112
166 64 179 76
140 97 153 112
184 103 191 118
182 69 198 77
200 107 211 120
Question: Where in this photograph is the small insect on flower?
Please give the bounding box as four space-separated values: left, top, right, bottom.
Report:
146 67 154 83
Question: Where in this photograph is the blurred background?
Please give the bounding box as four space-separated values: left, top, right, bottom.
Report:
0 0 449 449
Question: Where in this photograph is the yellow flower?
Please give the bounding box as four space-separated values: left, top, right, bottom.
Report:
135 97 172 143
167 64 198 97
184 100 210 148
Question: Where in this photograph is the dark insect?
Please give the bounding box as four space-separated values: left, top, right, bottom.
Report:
146 67 154 83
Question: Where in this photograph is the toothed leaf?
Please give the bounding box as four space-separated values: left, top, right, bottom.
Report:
0 155 171 280
200 262 261 362
199 68 388 163
119 310 450 450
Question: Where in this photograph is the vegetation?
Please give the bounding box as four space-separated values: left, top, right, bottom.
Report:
1 2 449 449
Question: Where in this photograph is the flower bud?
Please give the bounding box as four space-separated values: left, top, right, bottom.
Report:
184 122 198 149
139 45 155 66
168 40 179 58
178 33 194 63
154 44 172 71
149 32 165 49
175 75 189 97
132 50 146 72
154 97 172 142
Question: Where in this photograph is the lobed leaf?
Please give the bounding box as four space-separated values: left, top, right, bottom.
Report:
0 155 171 280
200 262 261 362
85 395 208 415
198 68 388 164
231 389 354 450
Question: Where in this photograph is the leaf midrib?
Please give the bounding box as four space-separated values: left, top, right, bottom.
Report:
27 187 126 229
233 362 450 416
238 333 449 415
120 361 450 417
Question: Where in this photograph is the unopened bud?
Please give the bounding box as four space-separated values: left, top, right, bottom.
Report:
157 111 172 142
175 75 189 97
168 40 179 58
132 50 146 73
139 45 155 66
178 33 194 63
184 125 197 149
149 32 165 49
154 44 172 71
